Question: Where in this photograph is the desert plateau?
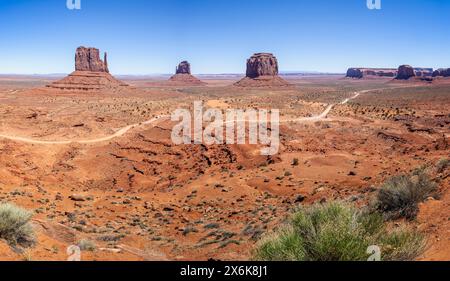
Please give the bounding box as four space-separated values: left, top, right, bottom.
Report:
0 60 448 261
0 0 449 267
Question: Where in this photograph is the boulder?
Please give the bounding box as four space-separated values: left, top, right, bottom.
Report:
396 65 416 80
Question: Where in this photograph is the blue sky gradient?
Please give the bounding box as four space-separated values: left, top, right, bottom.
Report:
0 0 449 74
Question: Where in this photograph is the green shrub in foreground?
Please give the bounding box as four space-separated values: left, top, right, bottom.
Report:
374 169 438 220
0 203 35 247
253 202 424 261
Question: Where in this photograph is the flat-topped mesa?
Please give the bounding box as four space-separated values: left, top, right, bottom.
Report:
235 53 290 87
346 68 397 79
75 47 109 73
47 46 128 91
175 61 191 74
432 68 450 77
414 68 433 77
169 60 206 85
246 53 279 78
396 65 416 80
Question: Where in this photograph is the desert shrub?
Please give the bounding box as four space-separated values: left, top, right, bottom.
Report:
77 239 97 251
253 202 424 261
0 203 35 247
436 158 449 173
374 169 438 220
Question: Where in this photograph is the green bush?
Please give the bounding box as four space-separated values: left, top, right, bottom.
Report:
253 202 424 261
0 203 35 247
436 158 449 173
78 239 96 251
374 169 438 220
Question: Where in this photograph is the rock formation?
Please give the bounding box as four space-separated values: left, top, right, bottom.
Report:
168 61 206 85
432 68 450 77
346 68 397 79
234 53 290 87
75 47 109 72
246 53 279 78
175 61 191 74
47 46 128 91
396 65 416 80
346 68 364 79
414 68 433 77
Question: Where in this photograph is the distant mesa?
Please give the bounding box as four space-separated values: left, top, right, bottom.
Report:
168 61 206 85
47 46 128 91
395 65 416 80
234 53 290 87
414 68 433 78
346 65 433 80
346 68 397 79
432 68 450 77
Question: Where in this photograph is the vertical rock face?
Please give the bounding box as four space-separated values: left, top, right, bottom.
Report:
246 53 279 78
396 65 415 80
75 47 109 73
176 61 191 74
234 53 289 87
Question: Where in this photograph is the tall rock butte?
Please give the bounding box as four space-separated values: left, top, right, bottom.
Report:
168 61 205 85
395 65 416 80
75 47 109 72
234 53 289 87
47 46 127 91
175 61 191 74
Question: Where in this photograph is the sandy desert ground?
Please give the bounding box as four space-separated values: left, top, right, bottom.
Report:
0 75 448 261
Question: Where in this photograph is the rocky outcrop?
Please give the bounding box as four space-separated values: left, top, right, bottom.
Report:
175 61 191 74
235 53 289 87
47 46 128 91
75 47 109 72
432 68 450 77
346 68 397 79
168 61 205 85
396 65 416 80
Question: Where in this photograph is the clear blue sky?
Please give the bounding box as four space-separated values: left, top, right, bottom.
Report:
0 0 449 74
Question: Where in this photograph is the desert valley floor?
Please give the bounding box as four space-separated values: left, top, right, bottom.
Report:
0 75 448 261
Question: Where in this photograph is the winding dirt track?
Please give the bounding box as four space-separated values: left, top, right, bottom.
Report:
0 90 366 145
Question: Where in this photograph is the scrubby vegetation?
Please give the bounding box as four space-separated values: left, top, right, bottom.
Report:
77 239 97 251
436 158 449 174
0 203 35 247
374 168 439 220
253 202 425 261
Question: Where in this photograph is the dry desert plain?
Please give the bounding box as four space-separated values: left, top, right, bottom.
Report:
0 75 448 261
